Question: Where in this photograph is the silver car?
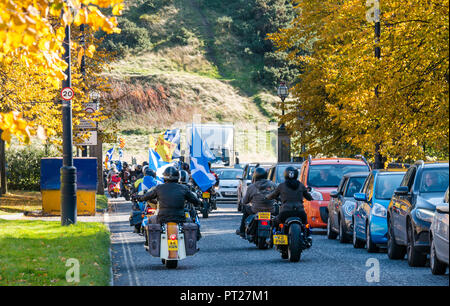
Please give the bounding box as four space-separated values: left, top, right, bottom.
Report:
430 187 449 275
237 163 274 211
214 168 243 203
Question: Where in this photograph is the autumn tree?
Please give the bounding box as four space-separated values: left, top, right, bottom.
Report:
269 0 449 163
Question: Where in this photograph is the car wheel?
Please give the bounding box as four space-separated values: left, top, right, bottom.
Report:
339 217 350 243
407 222 427 267
352 219 365 249
430 237 447 275
387 218 406 259
366 222 379 253
327 216 338 240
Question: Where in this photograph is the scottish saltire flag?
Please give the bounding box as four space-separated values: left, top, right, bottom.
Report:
148 148 168 172
105 145 115 164
118 148 123 159
139 176 158 192
163 128 181 158
189 125 216 191
190 156 216 192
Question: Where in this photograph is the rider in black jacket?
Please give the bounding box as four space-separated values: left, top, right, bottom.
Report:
236 167 277 237
266 166 312 225
136 166 202 224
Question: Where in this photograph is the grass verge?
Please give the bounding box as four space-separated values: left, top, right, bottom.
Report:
96 194 108 211
0 191 42 215
0 220 111 286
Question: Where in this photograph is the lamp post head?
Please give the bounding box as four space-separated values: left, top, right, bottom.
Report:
277 82 289 101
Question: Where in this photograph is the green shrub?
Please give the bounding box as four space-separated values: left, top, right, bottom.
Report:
96 194 108 210
5 146 56 191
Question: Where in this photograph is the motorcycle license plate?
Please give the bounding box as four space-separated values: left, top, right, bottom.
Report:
114 187 120 193
258 212 271 220
202 192 210 199
273 235 288 245
168 240 178 251
185 212 190 219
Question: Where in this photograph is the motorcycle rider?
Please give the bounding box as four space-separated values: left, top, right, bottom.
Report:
266 166 313 244
236 167 277 238
135 166 203 225
179 170 202 240
107 163 119 184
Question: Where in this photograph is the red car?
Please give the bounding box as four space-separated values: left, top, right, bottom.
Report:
299 157 370 228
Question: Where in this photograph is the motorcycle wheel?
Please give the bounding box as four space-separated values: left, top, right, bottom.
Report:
202 201 209 218
166 260 178 269
257 236 268 249
288 223 302 262
161 259 166 265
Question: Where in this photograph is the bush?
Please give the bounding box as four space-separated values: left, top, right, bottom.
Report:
5 146 55 191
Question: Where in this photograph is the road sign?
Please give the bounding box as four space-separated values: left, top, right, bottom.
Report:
77 102 98 130
74 130 97 146
61 87 74 101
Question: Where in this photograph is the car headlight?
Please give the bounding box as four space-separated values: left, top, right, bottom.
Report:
416 208 435 223
343 201 356 216
310 188 323 201
372 203 387 218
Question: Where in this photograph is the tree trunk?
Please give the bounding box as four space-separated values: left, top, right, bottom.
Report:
0 130 7 195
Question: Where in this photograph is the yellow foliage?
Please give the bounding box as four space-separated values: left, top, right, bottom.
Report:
269 0 449 162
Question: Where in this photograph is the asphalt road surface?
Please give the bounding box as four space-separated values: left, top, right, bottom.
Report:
107 197 448 286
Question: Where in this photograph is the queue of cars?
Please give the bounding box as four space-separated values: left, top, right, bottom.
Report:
214 157 449 275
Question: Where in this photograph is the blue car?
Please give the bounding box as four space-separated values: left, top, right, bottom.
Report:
352 169 406 252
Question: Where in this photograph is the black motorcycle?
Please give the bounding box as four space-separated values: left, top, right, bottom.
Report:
194 187 213 218
243 211 272 249
271 215 312 262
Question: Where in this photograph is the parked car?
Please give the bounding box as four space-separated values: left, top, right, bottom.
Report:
352 169 407 252
430 187 449 275
299 156 371 228
267 162 303 186
236 163 274 211
327 172 369 243
387 161 449 267
214 168 243 204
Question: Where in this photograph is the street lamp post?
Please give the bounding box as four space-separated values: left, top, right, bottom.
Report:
60 20 77 226
277 82 291 162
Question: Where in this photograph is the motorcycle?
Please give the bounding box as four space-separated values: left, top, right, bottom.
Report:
121 177 132 201
146 221 199 269
184 202 202 241
243 211 272 249
108 174 121 198
195 187 214 218
271 215 312 262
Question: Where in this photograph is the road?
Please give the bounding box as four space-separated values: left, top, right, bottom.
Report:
107 197 448 286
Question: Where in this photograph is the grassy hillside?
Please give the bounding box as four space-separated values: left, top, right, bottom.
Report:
100 0 296 130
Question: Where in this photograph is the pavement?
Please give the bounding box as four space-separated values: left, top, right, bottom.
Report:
108 197 449 286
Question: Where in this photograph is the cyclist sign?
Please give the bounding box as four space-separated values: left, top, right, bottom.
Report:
61 87 74 101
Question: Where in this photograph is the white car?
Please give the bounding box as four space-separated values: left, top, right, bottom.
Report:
214 168 243 203
430 187 449 275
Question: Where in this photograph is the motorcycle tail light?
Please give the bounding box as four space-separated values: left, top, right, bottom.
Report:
305 224 310 229
279 224 284 229
261 221 268 226
169 234 177 240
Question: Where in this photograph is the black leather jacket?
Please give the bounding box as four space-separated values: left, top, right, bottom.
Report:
267 181 313 213
242 179 277 213
140 182 202 223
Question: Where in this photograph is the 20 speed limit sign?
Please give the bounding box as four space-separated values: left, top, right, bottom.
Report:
61 87 74 101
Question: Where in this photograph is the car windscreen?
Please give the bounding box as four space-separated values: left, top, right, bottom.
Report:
276 165 302 183
344 176 367 197
375 173 404 200
218 169 243 180
418 168 449 193
307 164 369 187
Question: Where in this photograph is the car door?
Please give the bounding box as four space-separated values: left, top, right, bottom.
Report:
394 167 416 243
355 174 373 236
435 190 449 263
333 178 348 230
361 174 375 234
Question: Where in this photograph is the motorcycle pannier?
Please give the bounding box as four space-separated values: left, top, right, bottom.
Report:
183 223 198 256
147 224 162 257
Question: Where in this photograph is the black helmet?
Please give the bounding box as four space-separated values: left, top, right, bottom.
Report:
252 167 268 182
179 170 189 184
122 161 129 169
136 165 143 172
144 167 156 178
284 166 298 181
181 162 190 172
142 161 149 167
163 166 179 182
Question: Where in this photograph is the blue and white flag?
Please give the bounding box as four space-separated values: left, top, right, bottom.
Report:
164 128 181 158
191 125 215 161
106 145 115 161
118 148 123 159
190 156 216 192
149 148 168 172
